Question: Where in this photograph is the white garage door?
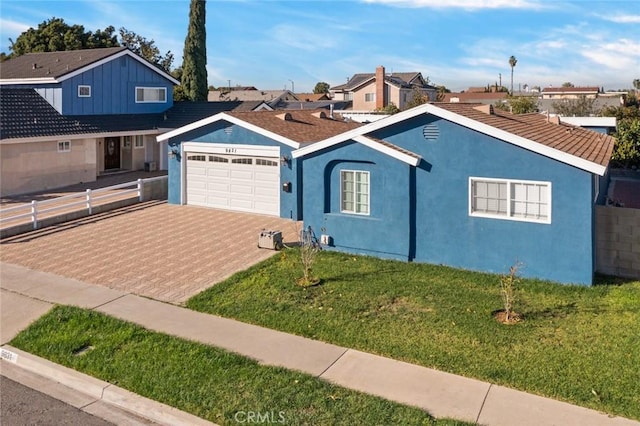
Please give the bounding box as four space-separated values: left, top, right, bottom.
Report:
185 152 280 216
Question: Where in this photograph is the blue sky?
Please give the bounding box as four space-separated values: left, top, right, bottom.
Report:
1 0 638 92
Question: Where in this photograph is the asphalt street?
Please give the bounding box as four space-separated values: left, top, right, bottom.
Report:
0 375 115 426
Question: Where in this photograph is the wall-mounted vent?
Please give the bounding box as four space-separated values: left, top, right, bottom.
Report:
422 124 439 141
224 125 234 135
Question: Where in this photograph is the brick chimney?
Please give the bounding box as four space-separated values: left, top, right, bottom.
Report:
375 65 385 109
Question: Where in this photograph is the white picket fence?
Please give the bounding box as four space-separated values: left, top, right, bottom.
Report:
0 176 166 232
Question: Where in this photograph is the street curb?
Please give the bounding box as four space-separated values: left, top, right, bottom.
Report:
1 345 216 426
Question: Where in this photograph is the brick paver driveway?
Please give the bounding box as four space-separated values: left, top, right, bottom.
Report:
0 201 298 303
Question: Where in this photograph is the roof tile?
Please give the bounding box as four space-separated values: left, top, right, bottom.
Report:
433 103 614 168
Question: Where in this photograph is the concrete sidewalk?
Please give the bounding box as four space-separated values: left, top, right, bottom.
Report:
1 262 638 426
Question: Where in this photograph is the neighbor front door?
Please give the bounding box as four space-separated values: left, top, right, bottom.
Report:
104 137 121 170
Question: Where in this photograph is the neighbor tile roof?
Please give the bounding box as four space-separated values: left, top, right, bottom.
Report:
279 100 352 111
161 101 266 128
541 86 599 93
0 47 127 80
0 88 101 139
208 90 299 103
226 109 362 143
331 72 423 91
442 92 508 103
433 103 614 167
1 89 270 140
0 88 161 140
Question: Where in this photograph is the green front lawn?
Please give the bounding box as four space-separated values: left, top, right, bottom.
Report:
187 249 640 421
10 306 467 425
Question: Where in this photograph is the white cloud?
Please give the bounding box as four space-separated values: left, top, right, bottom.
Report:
580 38 640 70
270 24 337 51
0 19 31 34
601 14 640 24
362 0 544 10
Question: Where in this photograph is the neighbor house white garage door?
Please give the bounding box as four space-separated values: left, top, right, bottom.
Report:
184 144 280 216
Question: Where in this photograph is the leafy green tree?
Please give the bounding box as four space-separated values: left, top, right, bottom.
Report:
119 28 173 71
171 67 189 101
603 92 640 167
508 55 517 94
376 102 400 114
633 79 640 91
562 82 574 88
610 118 640 168
181 0 208 101
494 96 538 114
405 86 430 109
7 17 118 57
313 82 330 94
435 85 451 102
4 17 173 72
552 95 599 116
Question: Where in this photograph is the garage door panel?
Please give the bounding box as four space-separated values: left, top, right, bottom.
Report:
207 196 230 207
208 182 230 192
230 170 254 180
189 180 207 190
209 169 230 178
187 165 207 176
186 151 280 216
231 184 254 195
230 198 253 209
255 201 279 213
255 171 279 182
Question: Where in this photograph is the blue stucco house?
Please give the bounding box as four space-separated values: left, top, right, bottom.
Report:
156 110 361 219
292 103 614 285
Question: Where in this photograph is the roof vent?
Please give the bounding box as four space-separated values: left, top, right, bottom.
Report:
276 112 293 121
224 125 233 134
312 111 327 119
422 123 439 141
473 104 494 115
32 63 37 70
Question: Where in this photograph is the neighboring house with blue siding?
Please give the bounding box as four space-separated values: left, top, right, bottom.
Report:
156 110 361 219
0 48 268 197
0 47 179 196
292 103 615 285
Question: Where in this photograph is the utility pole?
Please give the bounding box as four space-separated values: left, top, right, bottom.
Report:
499 73 502 88
288 79 294 93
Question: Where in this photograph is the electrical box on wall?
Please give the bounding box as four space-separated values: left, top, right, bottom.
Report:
320 234 332 245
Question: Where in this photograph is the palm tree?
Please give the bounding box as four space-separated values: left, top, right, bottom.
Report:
509 55 518 95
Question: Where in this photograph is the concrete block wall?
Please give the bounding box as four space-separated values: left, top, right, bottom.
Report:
595 206 640 279
141 177 168 201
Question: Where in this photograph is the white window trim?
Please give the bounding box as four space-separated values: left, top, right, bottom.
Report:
469 177 552 224
340 169 370 216
122 136 132 149
134 135 144 149
78 85 91 97
135 86 167 103
57 141 71 153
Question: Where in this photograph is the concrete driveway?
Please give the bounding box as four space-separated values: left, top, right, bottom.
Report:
0 201 298 304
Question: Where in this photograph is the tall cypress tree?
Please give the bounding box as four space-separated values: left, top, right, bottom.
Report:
181 0 207 101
